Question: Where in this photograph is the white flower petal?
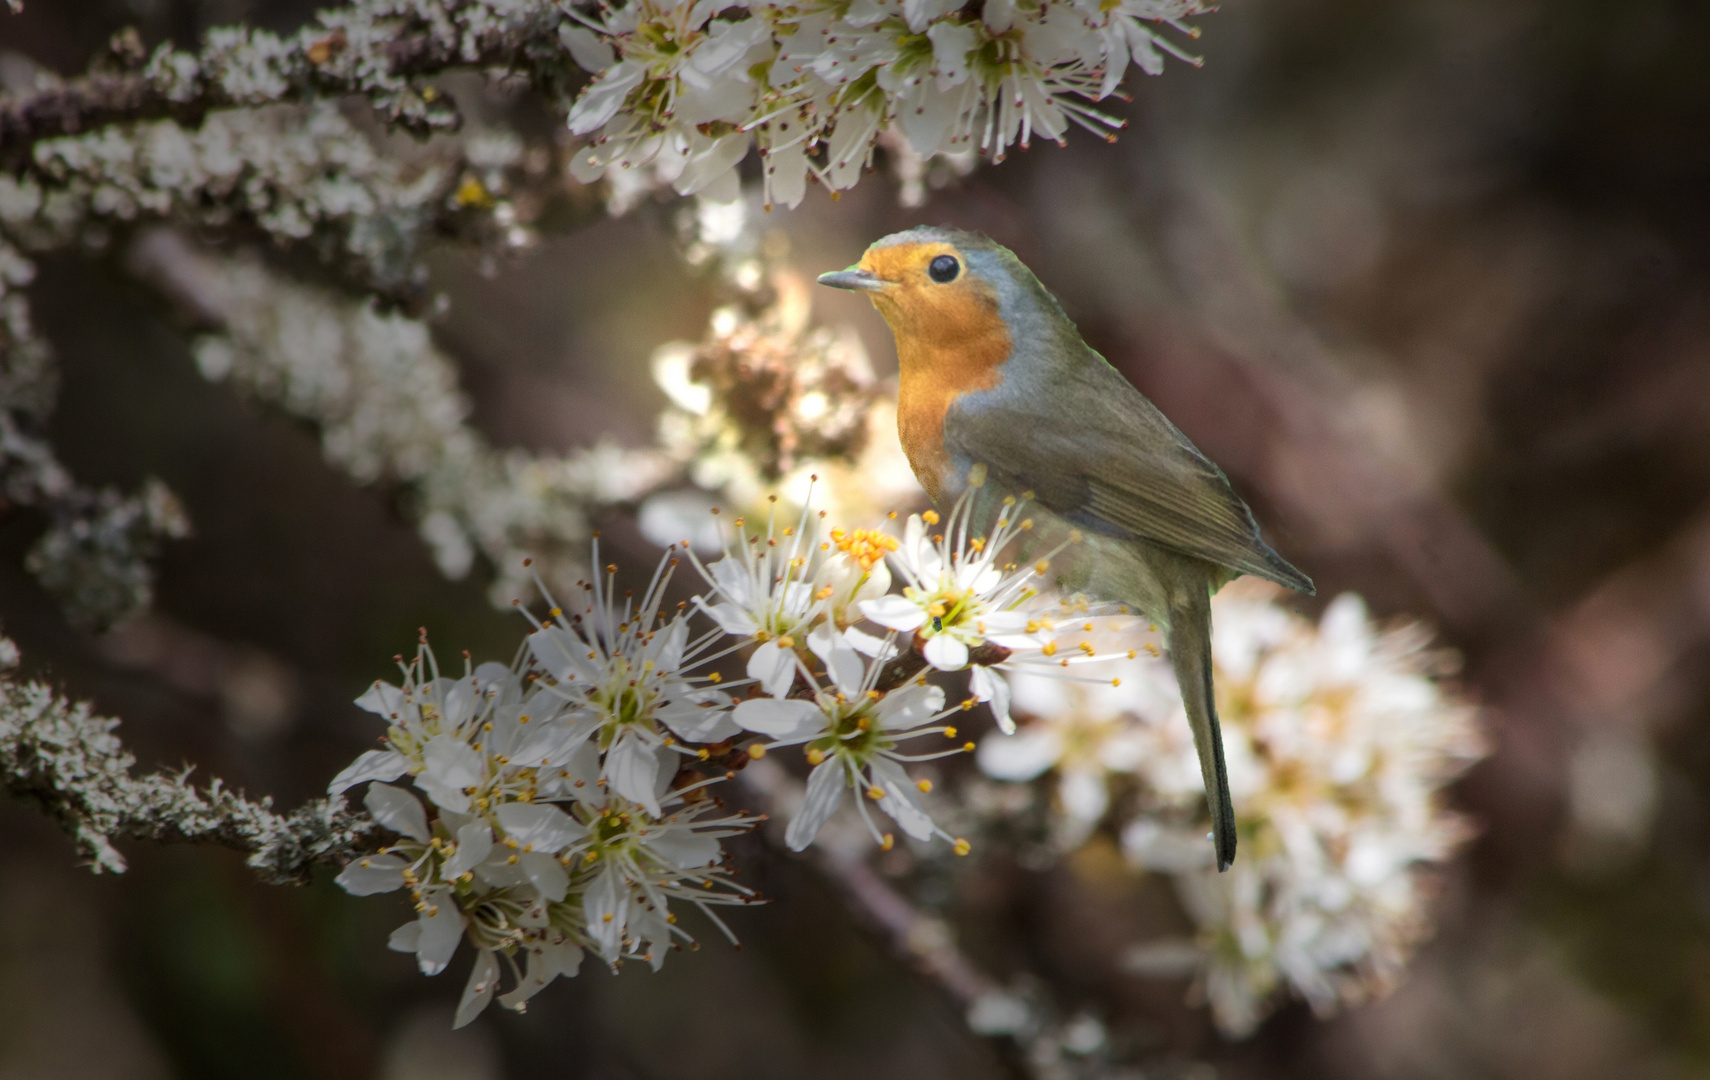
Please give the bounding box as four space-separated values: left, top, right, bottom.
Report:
441 821 494 880
656 688 739 742
496 802 584 854
605 731 662 816
870 758 935 841
923 633 969 671
334 854 407 896
809 622 866 698
976 728 1062 781
786 758 846 851
453 949 501 1029
415 888 466 976
363 782 431 842
874 683 945 729
417 734 483 813
521 852 571 903
499 935 583 1009
354 680 403 718
586 865 628 961
329 748 407 796
559 24 616 73
970 667 1013 733
732 698 825 740
747 639 798 698
861 594 927 632
568 61 645 135
645 828 721 870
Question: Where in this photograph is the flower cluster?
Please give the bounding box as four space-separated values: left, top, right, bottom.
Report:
330 546 758 1027
331 486 1139 1019
978 582 1485 1036
692 483 1133 849
564 0 1214 209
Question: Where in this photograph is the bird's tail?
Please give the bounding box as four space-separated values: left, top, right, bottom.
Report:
1167 586 1237 872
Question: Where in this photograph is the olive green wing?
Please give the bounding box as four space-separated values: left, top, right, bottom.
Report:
942 365 1314 594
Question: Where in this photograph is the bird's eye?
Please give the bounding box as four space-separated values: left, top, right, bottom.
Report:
928 255 960 283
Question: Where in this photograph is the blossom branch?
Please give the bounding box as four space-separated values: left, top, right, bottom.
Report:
0 637 381 881
0 0 569 164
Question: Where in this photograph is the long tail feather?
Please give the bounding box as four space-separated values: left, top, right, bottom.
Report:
1167 585 1237 872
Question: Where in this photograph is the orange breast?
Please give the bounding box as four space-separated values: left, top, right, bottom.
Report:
889 299 1012 503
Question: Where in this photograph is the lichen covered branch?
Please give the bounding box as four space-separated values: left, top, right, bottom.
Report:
0 637 380 881
0 1 569 160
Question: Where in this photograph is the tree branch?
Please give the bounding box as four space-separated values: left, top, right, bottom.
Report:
0 1 572 166
0 637 380 881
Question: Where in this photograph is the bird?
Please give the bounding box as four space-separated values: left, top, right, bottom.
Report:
819 226 1313 872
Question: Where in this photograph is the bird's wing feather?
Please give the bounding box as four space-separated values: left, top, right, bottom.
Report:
943 361 1313 594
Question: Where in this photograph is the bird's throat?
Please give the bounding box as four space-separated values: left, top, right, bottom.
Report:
888 310 1011 504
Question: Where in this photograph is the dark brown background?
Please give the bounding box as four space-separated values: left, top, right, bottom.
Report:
2 1 1708 1077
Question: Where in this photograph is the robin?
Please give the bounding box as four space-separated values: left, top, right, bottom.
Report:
819 226 1313 871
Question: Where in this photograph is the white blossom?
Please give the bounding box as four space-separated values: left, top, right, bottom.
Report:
1116 584 1486 1037
523 542 739 816
731 626 971 853
562 0 1215 210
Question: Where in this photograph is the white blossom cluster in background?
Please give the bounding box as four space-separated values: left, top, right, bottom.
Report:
564 0 1214 209
332 485 1137 1021
979 582 1486 1036
127 230 678 608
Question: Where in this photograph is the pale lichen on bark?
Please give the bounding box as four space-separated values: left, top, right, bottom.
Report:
0 636 382 880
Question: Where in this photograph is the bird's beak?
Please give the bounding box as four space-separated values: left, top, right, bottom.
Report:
816 267 888 292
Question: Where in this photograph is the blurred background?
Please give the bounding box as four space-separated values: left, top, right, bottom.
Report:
2 0 1710 1077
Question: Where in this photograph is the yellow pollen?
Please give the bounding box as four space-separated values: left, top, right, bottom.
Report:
697 748 710 760
969 537 985 552
881 833 895 851
952 838 971 856
747 743 767 760
1145 642 1161 657
1127 650 1137 659
831 527 899 570
856 716 871 730
1021 519 1034 531
603 913 614 923
1034 560 1049 574
1112 678 1122 687
806 747 825 765
944 726 958 739
507 854 519 865
667 913 677 924
962 742 976 753
518 715 530 724
815 586 835 600
922 509 940 525
867 689 882 700
778 635 795 648
550 607 562 618
916 779 933 793
867 786 885 800
708 672 722 683
927 602 947 618
1042 642 1057 656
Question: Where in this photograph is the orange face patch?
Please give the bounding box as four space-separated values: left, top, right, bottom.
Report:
856 242 1012 501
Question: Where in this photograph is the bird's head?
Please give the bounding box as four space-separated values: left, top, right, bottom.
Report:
818 226 1076 362
816 226 1007 345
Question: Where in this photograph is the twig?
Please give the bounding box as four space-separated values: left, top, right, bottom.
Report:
0 637 380 881
0 1 570 165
